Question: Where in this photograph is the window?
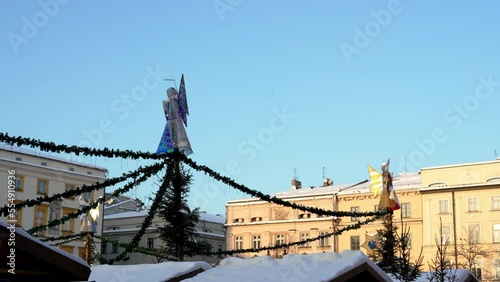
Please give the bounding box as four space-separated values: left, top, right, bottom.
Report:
37 179 49 195
61 208 75 233
69 167 74 172
64 184 76 198
101 242 107 254
350 236 360 250
41 162 47 166
34 205 48 235
471 259 482 280
493 224 500 243
351 207 360 221
147 238 154 249
492 196 500 210
83 191 92 201
60 245 74 255
15 157 22 161
111 243 119 253
299 213 311 219
401 203 411 218
374 205 379 212
494 259 500 281
319 232 329 247
14 176 24 192
468 197 479 212
276 234 284 246
439 200 450 214
235 236 243 250
251 217 262 222
440 225 451 243
403 233 412 249
300 232 310 247
468 224 481 243
252 235 261 249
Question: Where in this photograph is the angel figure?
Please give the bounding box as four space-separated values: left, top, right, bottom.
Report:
156 74 193 156
79 195 100 233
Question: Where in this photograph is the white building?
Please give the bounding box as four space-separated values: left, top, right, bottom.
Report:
0 145 108 259
102 197 226 265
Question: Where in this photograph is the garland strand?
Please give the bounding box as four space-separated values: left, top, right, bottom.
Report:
0 132 166 160
0 162 165 217
205 214 384 256
39 233 88 242
94 235 178 262
177 152 388 218
101 158 173 265
27 160 165 234
49 236 87 247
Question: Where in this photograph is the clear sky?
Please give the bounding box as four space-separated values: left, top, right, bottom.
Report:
1 1 499 216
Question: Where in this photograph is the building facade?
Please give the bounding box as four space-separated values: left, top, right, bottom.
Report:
225 159 500 280
101 198 226 265
0 145 107 260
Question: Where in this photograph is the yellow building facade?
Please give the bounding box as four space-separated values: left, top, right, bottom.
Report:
226 159 500 280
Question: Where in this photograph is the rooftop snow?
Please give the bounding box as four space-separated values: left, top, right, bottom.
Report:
104 209 226 224
228 172 421 204
89 261 212 282
184 250 391 282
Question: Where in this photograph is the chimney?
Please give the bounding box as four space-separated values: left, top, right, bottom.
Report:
291 179 302 190
323 178 333 187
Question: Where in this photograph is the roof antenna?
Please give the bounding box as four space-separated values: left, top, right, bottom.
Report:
322 167 326 179
163 78 177 89
294 168 298 180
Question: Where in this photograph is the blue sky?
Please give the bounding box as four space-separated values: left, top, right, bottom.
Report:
1 1 499 215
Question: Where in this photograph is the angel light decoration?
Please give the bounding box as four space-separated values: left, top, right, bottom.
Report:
156 74 193 156
79 194 100 233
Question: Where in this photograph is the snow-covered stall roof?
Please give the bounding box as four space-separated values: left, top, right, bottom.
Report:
184 250 392 282
0 221 90 281
90 261 212 282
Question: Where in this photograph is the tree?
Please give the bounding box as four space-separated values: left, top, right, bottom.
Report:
393 223 424 282
457 225 491 280
153 163 212 261
426 219 458 282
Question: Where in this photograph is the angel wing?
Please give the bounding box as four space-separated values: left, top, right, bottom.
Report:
177 74 189 127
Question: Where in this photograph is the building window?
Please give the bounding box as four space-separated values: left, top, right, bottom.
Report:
83 191 92 201
15 157 22 161
101 242 107 254
276 234 284 246
147 238 154 249
494 259 500 281
492 196 500 210
235 236 243 250
374 205 379 212
471 259 482 280
351 207 360 221
62 208 75 233
404 233 412 249
298 213 311 219
34 205 48 235
9 200 23 227
252 235 261 249
37 179 49 195
218 245 223 252
441 225 451 243
319 232 329 247
350 236 360 250
251 217 262 222
468 224 481 243
41 162 47 166
14 176 24 192
493 224 500 243
300 232 310 247
439 200 450 214
401 203 411 218
468 197 479 212
60 245 74 255
64 184 76 199
111 243 119 253
69 167 74 172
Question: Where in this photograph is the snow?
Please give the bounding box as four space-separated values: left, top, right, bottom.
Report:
0 221 89 268
104 209 226 224
89 261 212 282
390 269 475 282
0 143 108 172
184 250 392 282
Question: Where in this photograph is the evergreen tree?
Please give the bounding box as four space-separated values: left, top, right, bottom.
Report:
371 208 399 274
393 223 423 282
153 162 212 261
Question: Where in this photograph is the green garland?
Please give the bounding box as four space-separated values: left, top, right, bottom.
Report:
0 162 164 217
39 233 88 242
102 158 173 265
0 132 166 160
49 236 87 247
177 152 388 218
27 160 165 234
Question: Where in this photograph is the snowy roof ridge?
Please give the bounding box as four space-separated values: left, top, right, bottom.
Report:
0 143 108 172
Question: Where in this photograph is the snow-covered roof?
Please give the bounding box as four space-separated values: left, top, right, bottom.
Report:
184 250 392 282
104 199 134 209
228 172 421 204
90 261 212 282
104 209 226 224
0 143 108 172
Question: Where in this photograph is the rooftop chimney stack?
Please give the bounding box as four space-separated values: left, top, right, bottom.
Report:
323 178 333 187
291 179 302 190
